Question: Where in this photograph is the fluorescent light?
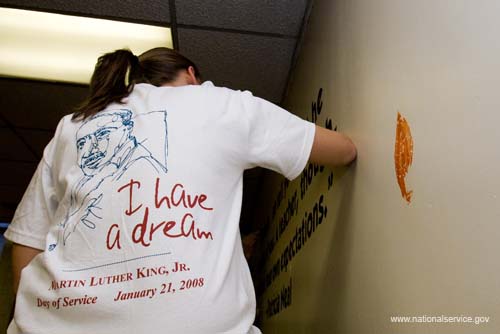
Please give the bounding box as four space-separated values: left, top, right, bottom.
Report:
0 7 172 84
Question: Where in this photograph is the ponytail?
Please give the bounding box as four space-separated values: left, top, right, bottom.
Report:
73 47 200 120
73 49 140 120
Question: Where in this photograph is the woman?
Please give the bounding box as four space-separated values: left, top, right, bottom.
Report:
6 47 356 333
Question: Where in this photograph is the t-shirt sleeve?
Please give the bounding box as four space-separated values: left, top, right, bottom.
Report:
239 91 316 180
4 158 58 250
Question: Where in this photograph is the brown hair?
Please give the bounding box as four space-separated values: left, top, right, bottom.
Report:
72 47 200 120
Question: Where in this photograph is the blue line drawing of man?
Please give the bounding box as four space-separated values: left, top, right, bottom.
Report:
77 110 136 177
75 109 167 183
51 109 168 250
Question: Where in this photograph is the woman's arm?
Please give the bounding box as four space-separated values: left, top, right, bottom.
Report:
12 243 42 294
309 125 357 167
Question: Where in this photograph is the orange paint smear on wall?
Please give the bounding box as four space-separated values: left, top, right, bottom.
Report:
394 112 413 203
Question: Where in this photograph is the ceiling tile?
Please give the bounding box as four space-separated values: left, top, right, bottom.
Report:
0 161 37 186
0 129 38 161
176 0 308 36
0 0 169 24
178 28 296 103
0 79 87 129
0 203 16 221
0 185 26 210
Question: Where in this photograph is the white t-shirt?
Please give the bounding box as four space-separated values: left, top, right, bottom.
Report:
5 82 315 334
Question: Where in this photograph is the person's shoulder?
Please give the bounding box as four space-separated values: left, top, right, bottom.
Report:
199 81 259 103
50 113 89 150
37 114 76 166
200 81 244 93
133 81 252 99
53 114 77 134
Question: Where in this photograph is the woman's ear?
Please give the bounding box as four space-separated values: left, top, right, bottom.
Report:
187 66 200 85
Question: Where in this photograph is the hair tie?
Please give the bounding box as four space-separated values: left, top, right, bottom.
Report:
125 54 139 87
125 66 131 87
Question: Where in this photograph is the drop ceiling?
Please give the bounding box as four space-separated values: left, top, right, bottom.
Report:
0 0 312 229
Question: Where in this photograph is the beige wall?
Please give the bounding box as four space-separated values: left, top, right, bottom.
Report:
256 0 500 333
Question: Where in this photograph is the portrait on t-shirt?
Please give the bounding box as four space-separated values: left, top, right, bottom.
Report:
50 109 169 250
